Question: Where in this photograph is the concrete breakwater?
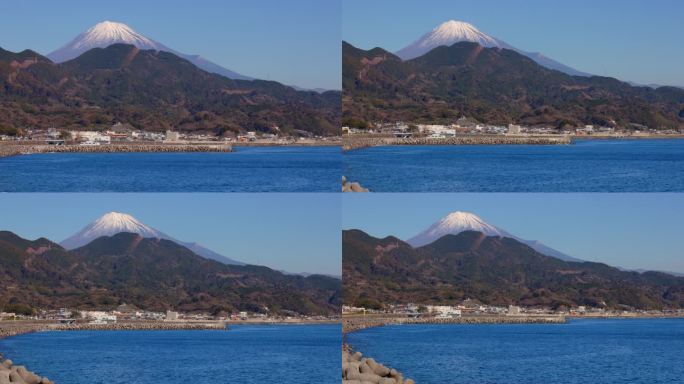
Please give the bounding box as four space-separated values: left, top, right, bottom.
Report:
0 143 231 158
343 315 566 334
343 345 414 384
343 135 572 150
0 321 226 384
0 359 52 384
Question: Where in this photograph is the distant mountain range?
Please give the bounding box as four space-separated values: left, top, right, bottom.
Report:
396 20 589 77
0 230 340 315
343 229 684 310
0 42 340 135
343 39 684 129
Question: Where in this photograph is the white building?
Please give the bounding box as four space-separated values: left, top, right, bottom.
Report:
165 130 181 142
70 131 111 143
427 305 462 318
507 124 522 134
165 310 179 321
508 305 521 315
82 311 117 324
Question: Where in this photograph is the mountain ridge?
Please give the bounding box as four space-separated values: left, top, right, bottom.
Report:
342 229 684 310
342 40 684 129
0 43 340 135
0 230 341 315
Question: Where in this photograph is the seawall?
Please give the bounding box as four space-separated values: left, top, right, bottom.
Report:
343 135 572 151
342 314 566 334
0 143 232 158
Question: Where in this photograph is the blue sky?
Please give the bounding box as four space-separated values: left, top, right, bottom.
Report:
343 0 684 87
343 194 684 274
0 0 341 90
0 193 341 276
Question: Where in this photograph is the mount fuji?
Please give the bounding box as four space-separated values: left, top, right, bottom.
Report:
47 21 252 80
396 20 590 77
60 212 244 265
407 211 582 262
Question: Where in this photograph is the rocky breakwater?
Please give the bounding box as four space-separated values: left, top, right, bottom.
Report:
343 135 572 150
342 176 369 192
343 314 566 333
343 345 414 384
0 359 52 384
0 143 231 157
54 321 227 332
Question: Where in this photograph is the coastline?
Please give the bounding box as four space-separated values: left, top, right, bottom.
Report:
343 134 572 151
342 134 684 151
0 140 341 158
0 142 232 158
342 314 566 334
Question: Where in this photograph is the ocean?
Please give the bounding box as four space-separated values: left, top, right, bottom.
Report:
346 318 684 384
0 324 340 384
0 146 341 192
343 139 684 192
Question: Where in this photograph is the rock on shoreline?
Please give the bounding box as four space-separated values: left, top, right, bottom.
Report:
343 345 414 384
0 358 52 384
342 176 369 192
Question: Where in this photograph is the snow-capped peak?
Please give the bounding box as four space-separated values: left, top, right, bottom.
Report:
72 21 163 51
407 211 506 247
60 212 166 249
396 20 505 60
406 211 581 262
428 20 501 48
59 212 244 265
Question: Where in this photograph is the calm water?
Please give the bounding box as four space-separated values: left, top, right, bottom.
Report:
346 319 684 384
0 325 340 384
343 139 684 191
0 146 341 192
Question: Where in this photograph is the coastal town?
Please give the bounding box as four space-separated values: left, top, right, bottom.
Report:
343 117 684 138
0 303 338 325
343 300 684 325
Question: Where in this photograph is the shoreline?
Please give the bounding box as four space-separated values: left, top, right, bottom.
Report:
342 314 566 334
0 141 342 158
342 134 684 151
0 143 232 158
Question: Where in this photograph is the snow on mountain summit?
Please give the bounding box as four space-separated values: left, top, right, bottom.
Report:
407 211 506 247
61 211 167 249
396 20 507 60
71 21 165 51
46 21 252 80
394 20 590 76
47 21 169 63
59 212 244 265
406 211 582 262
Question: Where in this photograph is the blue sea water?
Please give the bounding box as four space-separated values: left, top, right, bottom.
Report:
0 324 339 384
346 319 684 384
343 139 684 192
0 146 341 192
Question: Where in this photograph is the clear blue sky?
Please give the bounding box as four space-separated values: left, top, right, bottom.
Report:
343 193 684 274
343 0 684 87
0 0 341 90
0 193 341 276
